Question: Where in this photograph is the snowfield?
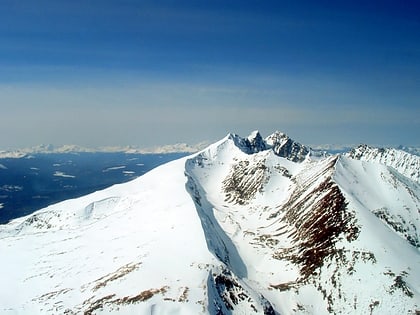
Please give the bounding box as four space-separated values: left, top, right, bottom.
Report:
0 131 419 314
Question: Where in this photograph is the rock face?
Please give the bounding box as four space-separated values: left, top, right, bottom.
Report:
230 130 310 162
265 131 310 162
1 131 419 314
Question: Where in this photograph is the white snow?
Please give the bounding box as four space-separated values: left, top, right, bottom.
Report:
0 157 218 314
0 131 419 314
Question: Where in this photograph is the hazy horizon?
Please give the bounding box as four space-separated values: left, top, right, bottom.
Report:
1 132 419 153
1 1 419 148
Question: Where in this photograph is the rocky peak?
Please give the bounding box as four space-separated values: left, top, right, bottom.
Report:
265 131 310 162
246 130 268 153
228 131 268 155
227 131 309 163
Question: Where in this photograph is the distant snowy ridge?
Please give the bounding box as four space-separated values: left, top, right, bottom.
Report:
398 145 420 157
0 142 210 158
346 144 420 182
0 130 419 314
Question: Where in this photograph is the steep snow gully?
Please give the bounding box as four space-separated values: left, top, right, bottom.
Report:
1 130 419 314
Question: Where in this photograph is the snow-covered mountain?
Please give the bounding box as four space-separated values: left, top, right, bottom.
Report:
0 142 209 158
1 131 419 314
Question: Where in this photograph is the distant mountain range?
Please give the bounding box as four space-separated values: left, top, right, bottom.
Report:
0 131 419 314
2 141 418 159
0 142 211 158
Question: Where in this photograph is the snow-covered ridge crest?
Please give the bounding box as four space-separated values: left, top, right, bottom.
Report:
1 130 419 314
346 144 420 182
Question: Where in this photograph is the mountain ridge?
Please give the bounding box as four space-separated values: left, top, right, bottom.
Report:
0 131 419 314
2 137 419 159
346 144 420 182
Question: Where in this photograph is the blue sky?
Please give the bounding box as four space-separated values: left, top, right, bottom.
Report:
0 0 419 149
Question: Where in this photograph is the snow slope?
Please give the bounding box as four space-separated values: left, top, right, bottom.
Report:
0 131 419 314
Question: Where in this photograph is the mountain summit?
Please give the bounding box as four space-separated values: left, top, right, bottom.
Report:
1 131 419 314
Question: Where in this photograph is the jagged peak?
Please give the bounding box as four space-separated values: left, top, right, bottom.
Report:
265 130 289 143
265 131 310 162
218 131 310 163
246 130 268 153
248 130 262 140
223 131 267 155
